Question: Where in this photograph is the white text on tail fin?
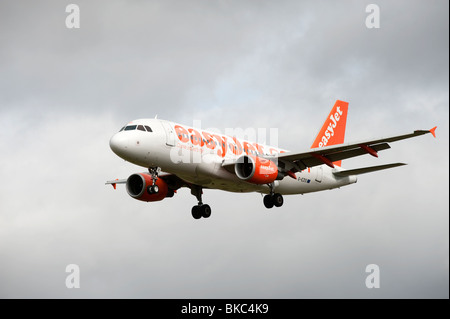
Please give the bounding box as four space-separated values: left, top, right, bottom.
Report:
311 100 349 166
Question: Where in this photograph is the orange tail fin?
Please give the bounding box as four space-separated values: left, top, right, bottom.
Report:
311 100 349 167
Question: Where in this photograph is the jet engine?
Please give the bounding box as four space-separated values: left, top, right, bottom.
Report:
234 155 279 184
126 173 173 202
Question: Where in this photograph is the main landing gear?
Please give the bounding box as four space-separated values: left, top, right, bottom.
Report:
191 204 211 219
191 185 211 219
263 183 284 209
147 167 160 194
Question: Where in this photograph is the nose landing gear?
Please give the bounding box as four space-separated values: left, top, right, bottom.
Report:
147 167 160 194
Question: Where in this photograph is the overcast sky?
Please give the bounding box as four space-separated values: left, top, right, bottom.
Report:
0 0 448 298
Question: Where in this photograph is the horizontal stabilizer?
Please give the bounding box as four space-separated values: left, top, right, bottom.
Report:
333 163 407 177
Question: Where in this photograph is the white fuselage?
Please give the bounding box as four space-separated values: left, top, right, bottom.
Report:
109 119 357 195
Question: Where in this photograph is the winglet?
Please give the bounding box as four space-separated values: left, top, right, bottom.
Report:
106 178 127 189
111 178 119 189
429 126 437 138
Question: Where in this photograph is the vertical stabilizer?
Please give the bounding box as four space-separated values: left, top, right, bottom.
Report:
311 100 349 166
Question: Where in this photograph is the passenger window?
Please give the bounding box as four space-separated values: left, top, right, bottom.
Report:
145 126 153 132
124 125 137 131
137 125 146 131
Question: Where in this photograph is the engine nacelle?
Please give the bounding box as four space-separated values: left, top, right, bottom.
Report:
234 155 278 184
126 173 172 202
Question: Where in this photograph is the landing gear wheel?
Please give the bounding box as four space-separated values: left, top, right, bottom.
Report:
147 184 159 194
147 167 160 194
273 193 283 207
190 185 212 219
191 205 212 219
263 195 274 209
201 205 211 218
191 205 202 219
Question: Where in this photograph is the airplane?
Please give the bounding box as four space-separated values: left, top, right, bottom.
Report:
106 100 437 219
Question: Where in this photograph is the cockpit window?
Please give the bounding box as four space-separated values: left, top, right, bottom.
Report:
124 125 137 131
119 126 125 132
145 125 153 132
137 125 146 131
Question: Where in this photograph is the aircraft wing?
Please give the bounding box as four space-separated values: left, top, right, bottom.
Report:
273 127 436 170
105 178 127 189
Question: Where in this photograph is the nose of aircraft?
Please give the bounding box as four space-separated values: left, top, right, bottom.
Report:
109 132 128 156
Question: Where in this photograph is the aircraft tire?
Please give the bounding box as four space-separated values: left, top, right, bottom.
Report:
263 195 274 209
147 185 159 194
191 205 202 219
273 193 284 207
201 205 211 218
